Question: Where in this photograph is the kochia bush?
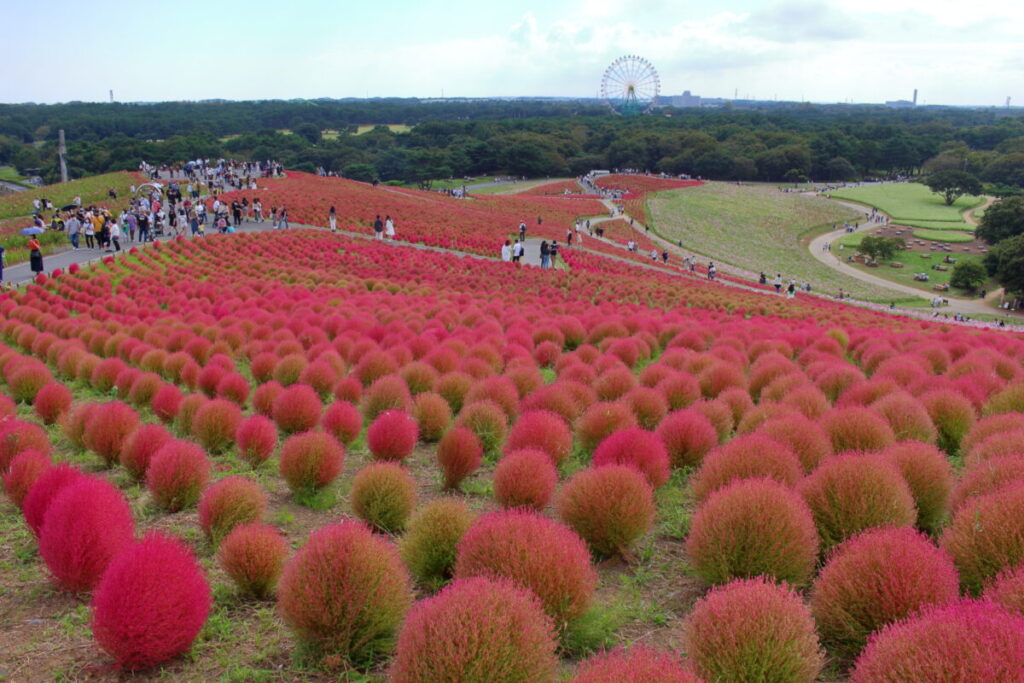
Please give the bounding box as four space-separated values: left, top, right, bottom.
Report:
455 508 597 627
272 383 323 434
191 398 243 454
390 577 559 683
350 462 418 532
145 440 211 512
21 463 87 537
951 454 1024 511
412 391 452 442
591 427 670 489
881 441 952 533
687 478 819 586
436 426 482 490
505 410 573 466
198 476 268 544
575 401 637 452
33 382 72 425
321 400 363 445
119 423 174 481
0 419 51 473
91 532 212 670
277 521 413 661
39 477 135 592
3 449 50 508
850 600 1024 682
941 482 1024 595
492 448 558 510
691 434 802 502
656 408 718 469
234 415 278 467
684 577 824 683
400 498 476 589
278 431 345 496
810 527 960 662
754 414 833 473
367 409 419 462
920 389 977 456
821 406 896 453
556 465 655 558
217 522 289 599
573 646 702 683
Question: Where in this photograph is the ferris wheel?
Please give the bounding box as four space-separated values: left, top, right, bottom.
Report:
601 55 660 115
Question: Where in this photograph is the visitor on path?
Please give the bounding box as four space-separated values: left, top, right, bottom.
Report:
84 217 96 249
271 206 279 228
501 240 512 262
567 230 573 247
66 215 80 249
385 216 395 239
279 207 289 230
662 250 669 264
787 281 796 299
329 206 337 233
708 262 717 280
254 199 263 223
540 241 551 269
109 219 122 253
773 274 782 294
28 237 43 274
374 215 384 240
0 246 4 281
512 240 524 263
550 241 560 267
519 221 527 240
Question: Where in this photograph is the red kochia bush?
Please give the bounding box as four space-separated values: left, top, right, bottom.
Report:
361 374 413 421
436 426 482 490
198 476 268 544
591 427 670 489
33 382 72 425
91 532 212 670
22 464 87 536
573 645 702 683
191 398 243 454
82 401 140 467
872 391 938 444
235 415 278 467
821 406 896 453
3 449 50 508
754 414 833 473
251 380 284 416
692 434 802 502
941 482 1024 594
272 384 323 434
278 431 345 495
798 452 916 551
39 477 135 592
455 508 597 626
881 441 953 532
215 372 251 406
984 565 1024 615
623 385 669 430
321 400 363 445
656 408 718 469
146 441 211 512
367 410 419 462
218 522 289 599
120 423 174 480
684 577 824 683
556 466 655 558
0 419 51 473
351 462 418 532
493 448 558 510
575 402 637 452
687 478 819 586
951 455 1024 511
810 527 960 661
850 600 1024 682
505 410 573 465
150 383 183 423
277 521 413 660
390 577 559 683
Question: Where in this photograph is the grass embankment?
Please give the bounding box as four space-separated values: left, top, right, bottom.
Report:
826 183 983 241
647 182 911 302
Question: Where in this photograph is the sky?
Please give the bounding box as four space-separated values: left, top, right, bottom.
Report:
3 0 1022 107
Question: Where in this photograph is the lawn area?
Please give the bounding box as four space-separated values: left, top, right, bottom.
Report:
827 183 983 226
648 182 909 301
839 249 990 297
912 229 974 243
467 179 574 195
0 167 31 187
353 124 412 135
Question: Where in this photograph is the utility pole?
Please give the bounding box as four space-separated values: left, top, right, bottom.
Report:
58 129 68 183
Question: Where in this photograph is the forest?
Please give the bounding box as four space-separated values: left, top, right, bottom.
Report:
1 99 1022 191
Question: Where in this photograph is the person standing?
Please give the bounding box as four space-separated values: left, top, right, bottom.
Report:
540 240 550 269
66 214 81 249
373 215 384 240
385 215 395 240
279 207 289 230
329 206 337 233
519 220 526 240
254 199 263 223
138 213 149 243
550 241 560 267
773 274 783 294
28 237 43 274
512 239 524 263
84 214 96 249
109 217 122 252
501 240 512 262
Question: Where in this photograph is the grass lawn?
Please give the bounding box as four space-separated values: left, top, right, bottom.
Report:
648 182 909 302
838 249 990 297
902 220 976 231
353 124 412 135
0 167 31 187
827 183 983 223
468 179 573 195
912 229 974 243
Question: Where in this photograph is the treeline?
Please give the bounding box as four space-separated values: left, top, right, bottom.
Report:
1 99 1022 190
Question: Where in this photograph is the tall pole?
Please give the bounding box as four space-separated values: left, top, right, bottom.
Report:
58 129 68 183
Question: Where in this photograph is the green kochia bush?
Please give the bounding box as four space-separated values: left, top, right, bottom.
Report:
400 498 476 589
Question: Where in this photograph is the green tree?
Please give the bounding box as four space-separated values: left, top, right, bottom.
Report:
825 157 858 182
341 163 377 183
985 234 1024 294
858 235 906 262
925 170 982 206
293 123 321 145
977 196 1024 244
950 260 987 290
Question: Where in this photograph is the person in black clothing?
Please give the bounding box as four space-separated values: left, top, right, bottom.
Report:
373 215 384 240
550 241 560 267
540 240 550 269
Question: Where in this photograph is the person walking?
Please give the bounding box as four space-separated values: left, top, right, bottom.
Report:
540 240 550 269
501 240 512 262
66 214 81 249
28 237 43 275
84 215 96 249
550 241 560 267
373 215 384 240
385 215 395 240
109 218 122 253
773 273 783 294
279 207 289 230
329 206 337 233
512 239 524 263
254 199 263 223
519 220 526 240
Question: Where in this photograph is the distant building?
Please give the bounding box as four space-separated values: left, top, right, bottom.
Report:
886 89 918 108
672 90 703 107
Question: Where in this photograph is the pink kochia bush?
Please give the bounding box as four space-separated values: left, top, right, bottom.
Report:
455 508 597 627
82 401 141 467
234 415 278 467
278 431 345 496
798 452 916 551
573 645 702 683
436 426 483 490
276 521 413 660
22 463 88 536
556 465 655 558
821 406 895 453
321 400 363 445
3 449 51 508
881 441 952 532
684 577 824 683
984 565 1024 615
198 476 268 544
504 410 573 465
656 408 718 469
591 427 670 489
190 398 243 454
91 532 212 670
0 419 52 472
941 481 1024 594
575 401 637 452
691 434 802 502
39 477 135 592
120 423 173 481
810 527 960 661
367 410 419 462
145 440 211 512
850 600 1024 682
687 478 819 586
217 522 289 599
492 448 558 510
272 383 323 434
33 382 72 425
390 577 559 683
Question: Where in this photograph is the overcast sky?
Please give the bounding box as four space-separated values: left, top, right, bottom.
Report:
3 0 1021 106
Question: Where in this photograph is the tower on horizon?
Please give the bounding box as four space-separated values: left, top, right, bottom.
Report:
913 89 918 105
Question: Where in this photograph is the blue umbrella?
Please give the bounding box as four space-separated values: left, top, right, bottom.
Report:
20 226 44 235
